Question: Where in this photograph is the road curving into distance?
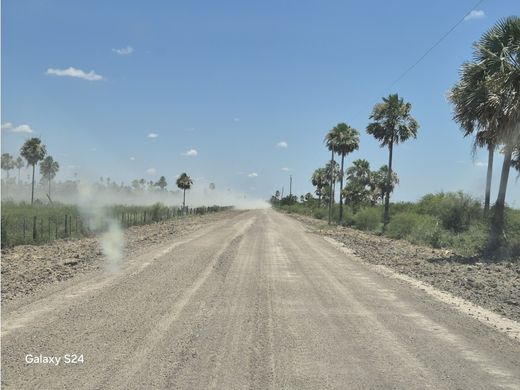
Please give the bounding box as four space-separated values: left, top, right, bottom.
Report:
2 209 520 389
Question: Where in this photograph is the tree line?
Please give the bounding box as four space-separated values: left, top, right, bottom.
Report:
273 16 519 250
2 138 197 209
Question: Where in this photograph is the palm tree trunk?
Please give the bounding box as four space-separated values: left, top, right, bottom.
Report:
18 168 21 184
31 164 35 205
484 144 494 217
328 150 334 225
490 144 513 248
183 188 186 211
383 139 394 230
339 154 345 224
49 178 52 199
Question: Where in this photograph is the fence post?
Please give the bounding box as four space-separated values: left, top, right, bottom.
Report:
55 218 58 239
64 215 68 237
48 217 51 241
23 217 26 241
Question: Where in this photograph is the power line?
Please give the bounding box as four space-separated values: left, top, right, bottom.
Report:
387 0 486 89
350 0 486 122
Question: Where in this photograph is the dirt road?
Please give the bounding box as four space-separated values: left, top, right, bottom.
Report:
2 209 520 389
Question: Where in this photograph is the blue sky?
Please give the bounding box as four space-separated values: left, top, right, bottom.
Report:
2 0 519 205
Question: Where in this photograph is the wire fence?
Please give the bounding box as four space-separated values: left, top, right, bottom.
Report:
1 205 230 248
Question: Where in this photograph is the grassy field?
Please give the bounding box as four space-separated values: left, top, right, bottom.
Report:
275 192 520 258
1 202 231 248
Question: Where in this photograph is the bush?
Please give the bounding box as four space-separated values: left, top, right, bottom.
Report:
415 192 481 232
353 208 382 231
312 208 327 220
386 212 438 240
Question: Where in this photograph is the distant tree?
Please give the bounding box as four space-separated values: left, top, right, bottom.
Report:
311 168 327 204
275 190 280 200
343 159 372 209
176 173 193 210
20 138 47 204
40 156 60 199
155 176 168 191
367 94 419 229
13 156 24 183
331 123 360 223
1 153 14 179
131 179 142 191
209 182 216 191
370 165 399 205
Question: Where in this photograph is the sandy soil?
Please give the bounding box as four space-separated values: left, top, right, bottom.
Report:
287 213 520 323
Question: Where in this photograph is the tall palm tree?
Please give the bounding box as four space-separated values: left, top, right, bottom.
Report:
367 94 419 229
14 156 24 183
176 173 193 211
324 128 339 224
40 156 60 199
332 123 360 223
450 16 520 247
449 60 499 217
20 138 47 204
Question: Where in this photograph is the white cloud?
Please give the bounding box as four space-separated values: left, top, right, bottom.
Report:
275 141 288 149
233 117 240 122
112 46 134 55
281 167 291 172
248 172 258 177
130 157 136 161
1 122 34 133
147 168 157 175
474 161 487 167
90 147 97 152
181 148 198 157
147 132 159 138
46 67 104 81
464 10 485 21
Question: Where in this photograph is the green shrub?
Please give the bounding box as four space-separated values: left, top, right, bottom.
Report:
415 192 481 232
312 208 327 220
353 208 382 231
386 212 438 239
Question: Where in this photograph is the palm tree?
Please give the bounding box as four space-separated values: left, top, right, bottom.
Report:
40 156 60 199
367 94 419 229
155 176 168 191
176 173 193 211
311 168 328 205
450 16 520 247
14 156 24 183
331 123 360 223
370 165 399 205
1 153 14 179
449 60 499 217
20 138 47 204
324 128 339 224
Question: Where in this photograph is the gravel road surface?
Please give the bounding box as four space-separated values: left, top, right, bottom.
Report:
2 209 519 389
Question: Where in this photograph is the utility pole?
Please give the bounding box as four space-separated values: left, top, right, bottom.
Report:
281 186 284 198
289 175 292 197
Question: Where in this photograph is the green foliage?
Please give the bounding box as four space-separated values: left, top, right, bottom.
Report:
1 201 229 248
352 207 382 231
415 192 481 232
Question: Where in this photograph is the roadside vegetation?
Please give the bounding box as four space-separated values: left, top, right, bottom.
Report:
272 17 520 259
1 202 231 248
